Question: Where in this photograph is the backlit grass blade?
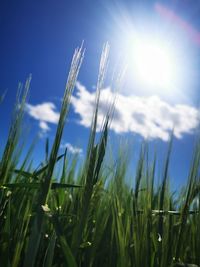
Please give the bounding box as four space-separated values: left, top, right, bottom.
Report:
0 75 31 184
71 43 110 255
158 134 173 265
14 152 65 181
23 45 84 267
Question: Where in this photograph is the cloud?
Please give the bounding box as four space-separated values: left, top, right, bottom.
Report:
60 142 82 154
26 102 60 133
71 81 199 141
39 121 50 131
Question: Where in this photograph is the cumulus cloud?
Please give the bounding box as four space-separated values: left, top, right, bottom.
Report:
26 102 60 133
71 81 199 141
60 142 83 154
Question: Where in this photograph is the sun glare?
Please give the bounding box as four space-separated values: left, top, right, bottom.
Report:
133 39 175 87
128 37 176 89
111 5 193 99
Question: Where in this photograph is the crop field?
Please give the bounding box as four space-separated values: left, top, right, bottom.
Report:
0 46 200 267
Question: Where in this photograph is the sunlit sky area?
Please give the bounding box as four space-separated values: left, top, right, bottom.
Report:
0 0 200 188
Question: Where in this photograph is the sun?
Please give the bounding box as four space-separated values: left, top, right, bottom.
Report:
133 39 175 87
111 7 192 99
129 36 177 89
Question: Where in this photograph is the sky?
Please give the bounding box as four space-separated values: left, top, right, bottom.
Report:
0 0 200 188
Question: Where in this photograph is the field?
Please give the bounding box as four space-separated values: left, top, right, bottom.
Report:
0 45 200 267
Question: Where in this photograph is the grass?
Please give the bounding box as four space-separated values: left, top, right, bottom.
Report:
0 44 200 267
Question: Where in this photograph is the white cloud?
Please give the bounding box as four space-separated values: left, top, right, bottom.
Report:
60 142 82 154
71 81 199 141
26 102 60 133
39 121 50 132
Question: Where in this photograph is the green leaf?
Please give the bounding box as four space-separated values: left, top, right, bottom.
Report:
3 182 82 189
51 215 77 267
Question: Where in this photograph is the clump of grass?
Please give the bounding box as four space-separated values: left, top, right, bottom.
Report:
0 45 200 267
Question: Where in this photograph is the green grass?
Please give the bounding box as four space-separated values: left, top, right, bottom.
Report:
0 44 200 267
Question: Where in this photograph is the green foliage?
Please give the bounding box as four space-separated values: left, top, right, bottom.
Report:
0 46 200 267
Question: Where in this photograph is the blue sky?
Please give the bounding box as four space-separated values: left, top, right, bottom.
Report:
0 0 200 188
